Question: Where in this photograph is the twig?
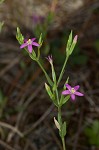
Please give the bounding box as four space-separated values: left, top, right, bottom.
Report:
0 121 23 137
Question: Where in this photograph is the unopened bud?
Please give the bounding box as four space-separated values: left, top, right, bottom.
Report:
46 55 53 65
73 35 78 43
54 117 60 131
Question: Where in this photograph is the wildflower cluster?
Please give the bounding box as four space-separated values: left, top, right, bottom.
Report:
16 28 84 150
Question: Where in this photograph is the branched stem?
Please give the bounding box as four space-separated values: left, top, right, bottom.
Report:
37 60 53 86
57 56 68 86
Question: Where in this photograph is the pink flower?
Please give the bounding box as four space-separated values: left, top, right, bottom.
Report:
20 38 39 53
62 84 84 100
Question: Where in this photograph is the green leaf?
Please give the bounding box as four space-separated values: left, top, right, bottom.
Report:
69 41 76 55
66 31 72 50
16 27 24 44
60 121 67 138
45 83 58 107
66 31 72 56
38 33 43 59
52 83 57 91
45 83 53 98
32 50 36 58
38 33 43 46
62 121 66 137
60 76 69 106
59 95 70 107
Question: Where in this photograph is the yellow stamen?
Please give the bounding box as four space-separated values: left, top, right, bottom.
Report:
27 39 32 44
70 88 75 94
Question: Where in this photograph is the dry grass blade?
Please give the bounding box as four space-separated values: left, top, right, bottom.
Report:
0 121 23 137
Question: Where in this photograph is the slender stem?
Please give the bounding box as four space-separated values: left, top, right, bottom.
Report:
62 138 66 150
55 88 59 104
58 106 62 123
57 56 68 86
58 107 66 150
37 60 53 86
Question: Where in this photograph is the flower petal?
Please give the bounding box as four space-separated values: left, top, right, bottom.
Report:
24 39 28 43
75 91 84 96
20 43 28 49
71 94 75 100
74 85 80 91
62 90 70 95
28 45 33 53
65 84 71 90
32 42 40 47
31 38 36 42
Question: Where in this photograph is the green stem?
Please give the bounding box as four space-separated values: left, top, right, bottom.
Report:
58 107 66 150
62 138 66 150
58 106 62 124
57 56 68 86
55 88 59 105
37 60 53 86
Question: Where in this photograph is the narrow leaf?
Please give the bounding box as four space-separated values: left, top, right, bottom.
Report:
45 83 58 106
60 95 70 107
66 31 72 55
61 121 66 138
16 27 24 44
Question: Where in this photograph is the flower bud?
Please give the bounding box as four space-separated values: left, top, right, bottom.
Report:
73 35 78 43
54 117 60 131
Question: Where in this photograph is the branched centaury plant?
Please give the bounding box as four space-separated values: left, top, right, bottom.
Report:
16 27 84 150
